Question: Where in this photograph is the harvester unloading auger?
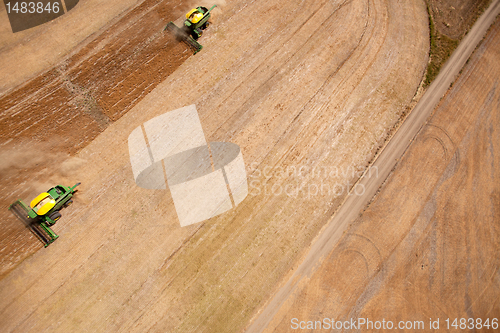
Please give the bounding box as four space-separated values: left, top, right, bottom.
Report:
164 5 217 54
9 183 80 247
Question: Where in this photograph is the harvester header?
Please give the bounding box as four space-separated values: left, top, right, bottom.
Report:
9 183 81 247
164 4 217 54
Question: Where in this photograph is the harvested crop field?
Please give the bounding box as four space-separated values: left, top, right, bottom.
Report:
258 13 500 332
0 0 498 332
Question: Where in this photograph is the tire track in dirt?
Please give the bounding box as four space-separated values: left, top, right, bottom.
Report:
211 0 354 111
215 0 364 138
209 0 370 206
251 0 381 178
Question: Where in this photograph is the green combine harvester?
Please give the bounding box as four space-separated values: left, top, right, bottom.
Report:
9 183 81 247
164 5 217 54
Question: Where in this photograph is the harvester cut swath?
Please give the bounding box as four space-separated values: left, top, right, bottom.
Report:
165 22 204 54
9 201 54 245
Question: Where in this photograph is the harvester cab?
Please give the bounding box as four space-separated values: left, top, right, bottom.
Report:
165 4 217 54
9 183 81 247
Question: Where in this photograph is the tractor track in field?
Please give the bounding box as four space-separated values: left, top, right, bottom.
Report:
210 0 365 135
212 0 384 189
214 0 372 179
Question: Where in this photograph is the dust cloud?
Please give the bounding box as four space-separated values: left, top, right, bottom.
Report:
0 141 86 200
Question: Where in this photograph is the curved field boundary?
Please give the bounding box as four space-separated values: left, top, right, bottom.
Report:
246 1 500 331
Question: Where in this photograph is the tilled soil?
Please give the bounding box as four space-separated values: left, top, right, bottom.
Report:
0 0 191 277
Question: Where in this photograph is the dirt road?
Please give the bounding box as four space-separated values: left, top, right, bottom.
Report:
247 1 500 332
1 0 433 332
